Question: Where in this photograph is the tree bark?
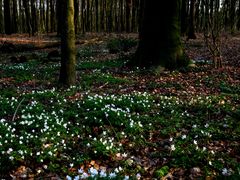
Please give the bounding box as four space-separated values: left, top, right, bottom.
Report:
181 0 188 35
0 0 4 33
74 0 80 34
237 0 240 30
31 0 37 35
23 0 32 36
56 0 62 35
187 0 197 39
95 0 99 32
4 0 12 34
59 0 76 86
126 0 131 32
230 0 237 33
132 0 189 70
46 0 49 33
50 0 55 32
12 0 18 33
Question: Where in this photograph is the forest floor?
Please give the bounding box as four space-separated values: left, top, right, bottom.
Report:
0 33 239 179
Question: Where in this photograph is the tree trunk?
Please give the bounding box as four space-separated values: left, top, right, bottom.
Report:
181 0 188 35
230 0 237 33
56 0 62 35
23 0 32 36
46 0 49 33
59 0 76 86
107 0 113 32
12 0 18 33
50 0 55 32
4 0 12 34
132 0 189 69
126 0 131 32
237 0 240 30
0 0 4 33
95 0 99 32
20 0 26 33
81 0 86 33
31 0 37 35
187 0 197 39
74 0 80 34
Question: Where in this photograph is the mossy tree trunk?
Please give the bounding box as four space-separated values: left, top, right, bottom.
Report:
59 0 76 86
132 0 189 70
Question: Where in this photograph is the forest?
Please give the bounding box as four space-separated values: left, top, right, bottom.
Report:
0 0 240 179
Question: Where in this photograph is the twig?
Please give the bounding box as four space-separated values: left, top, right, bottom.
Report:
12 98 25 121
99 82 109 89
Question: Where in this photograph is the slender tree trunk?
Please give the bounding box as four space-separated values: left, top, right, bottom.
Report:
74 0 80 34
12 0 18 33
132 0 189 69
81 0 86 33
59 0 76 86
46 0 49 33
230 0 237 33
0 0 4 33
181 0 188 35
86 0 90 31
95 0 99 32
20 0 26 33
50 0 55 32
107 0 113 32
237 0 240 30
223 0 230 31
120 0 125 31
56 0 62 35
131 0 136 32
126 0 131 32
100 0 105 31
4 0 12 34
187 0 197 39
31 0 37 35
23 0 32 35
114 0 119 32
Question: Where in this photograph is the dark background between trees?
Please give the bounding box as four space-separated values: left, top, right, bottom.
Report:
0 0 240 36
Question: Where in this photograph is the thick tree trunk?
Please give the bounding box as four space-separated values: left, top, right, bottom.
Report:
4 0 11 34
59 0 76 86
132 0 189 70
